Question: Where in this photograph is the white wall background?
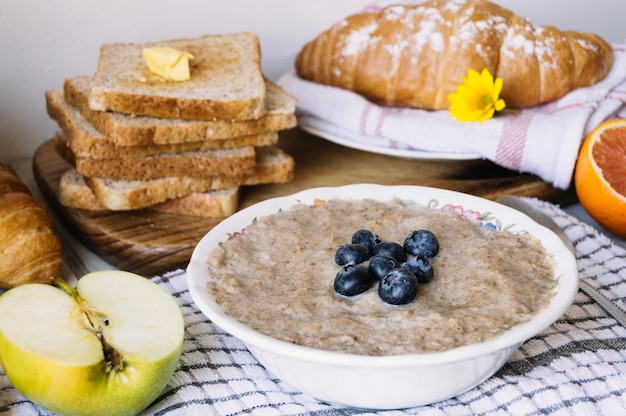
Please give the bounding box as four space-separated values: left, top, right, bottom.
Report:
1 0 624 165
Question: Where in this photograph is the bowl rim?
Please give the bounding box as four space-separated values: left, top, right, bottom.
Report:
187 184 579 367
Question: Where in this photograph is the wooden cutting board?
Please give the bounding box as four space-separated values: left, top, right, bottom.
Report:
33 128 577 276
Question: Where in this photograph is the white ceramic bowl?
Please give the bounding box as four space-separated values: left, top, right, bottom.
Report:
187 184 578 409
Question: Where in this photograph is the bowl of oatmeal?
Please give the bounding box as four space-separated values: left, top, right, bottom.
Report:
187 184 578 409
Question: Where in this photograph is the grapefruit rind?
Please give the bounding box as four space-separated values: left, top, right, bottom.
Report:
574 120 626 238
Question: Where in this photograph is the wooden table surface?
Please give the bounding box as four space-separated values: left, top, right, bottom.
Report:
33 128 577 276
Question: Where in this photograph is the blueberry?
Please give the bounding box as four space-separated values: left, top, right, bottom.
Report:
373 241 407 263
402 255 434 283
334 264 374 297
351 229 380 253
378 269 418 305
403 230 439 258
368 254 400 281
335 244 371 265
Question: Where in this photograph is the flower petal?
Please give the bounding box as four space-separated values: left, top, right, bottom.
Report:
476 108 496 123
494 98 506 112
492 77 504 98
480 68 495 89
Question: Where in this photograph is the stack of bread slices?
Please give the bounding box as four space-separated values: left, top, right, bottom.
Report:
45 32 297 218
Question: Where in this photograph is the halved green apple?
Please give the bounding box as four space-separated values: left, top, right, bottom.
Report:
0 270 185 416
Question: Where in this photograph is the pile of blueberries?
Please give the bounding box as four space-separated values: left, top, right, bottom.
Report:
333 229 439 305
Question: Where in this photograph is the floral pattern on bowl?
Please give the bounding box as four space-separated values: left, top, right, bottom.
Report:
440 203 506 230
404 198 518 231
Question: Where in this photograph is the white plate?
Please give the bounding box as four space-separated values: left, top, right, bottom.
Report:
300 121 482 161
187 184 578 409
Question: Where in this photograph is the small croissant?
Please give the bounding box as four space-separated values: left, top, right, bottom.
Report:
0 164 63 289
295 0 614 110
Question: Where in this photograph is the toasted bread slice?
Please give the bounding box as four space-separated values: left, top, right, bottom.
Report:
246 145 295 185
54 133 256 180
64 76 296 146
89 33 267 121
57 145 294 211
86 174 242 211
58 169 240 218
46 90 279 159
58 169 106 211
151 187 240 218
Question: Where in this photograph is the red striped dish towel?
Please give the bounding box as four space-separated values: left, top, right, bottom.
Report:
278 41 626 190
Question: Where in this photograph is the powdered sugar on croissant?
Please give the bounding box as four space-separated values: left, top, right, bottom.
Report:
295 0 614 110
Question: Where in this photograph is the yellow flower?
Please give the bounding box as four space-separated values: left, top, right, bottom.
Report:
447 68 506 123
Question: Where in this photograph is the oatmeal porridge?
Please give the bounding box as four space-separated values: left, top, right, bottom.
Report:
205 198 556 356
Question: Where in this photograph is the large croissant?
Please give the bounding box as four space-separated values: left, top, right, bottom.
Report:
295 0 614 109
0 163 63 289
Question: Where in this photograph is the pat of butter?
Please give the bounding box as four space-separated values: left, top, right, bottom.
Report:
142 47 194 81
